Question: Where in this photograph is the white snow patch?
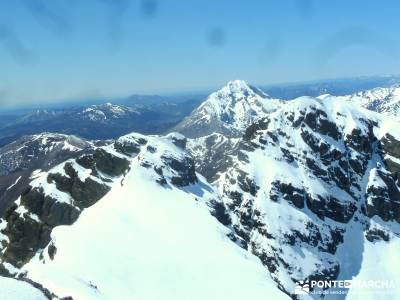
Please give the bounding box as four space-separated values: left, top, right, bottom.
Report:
0 276 47 300
346 237 400 300
24 167 288 300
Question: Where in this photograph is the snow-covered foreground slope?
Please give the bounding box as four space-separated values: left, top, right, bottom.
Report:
23 161 288 300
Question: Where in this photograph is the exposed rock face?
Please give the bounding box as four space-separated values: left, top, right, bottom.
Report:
365 168 400 222
187 133 239 182
0 133 89 177
0 133 93 216
92 149 130 177
381 133 400 179
120 133 199 188
47 165 111 209
363 132 400 223
0 144 129 270
161 155 197 186
19 186 81 226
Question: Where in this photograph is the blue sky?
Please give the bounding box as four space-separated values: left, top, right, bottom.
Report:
1 0 400 105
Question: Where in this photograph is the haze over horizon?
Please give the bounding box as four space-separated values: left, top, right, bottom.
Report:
2 0 400 105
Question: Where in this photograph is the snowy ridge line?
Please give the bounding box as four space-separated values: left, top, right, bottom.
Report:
319 84 400 121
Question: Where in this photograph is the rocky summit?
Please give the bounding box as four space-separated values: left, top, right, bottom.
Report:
0 81 400 300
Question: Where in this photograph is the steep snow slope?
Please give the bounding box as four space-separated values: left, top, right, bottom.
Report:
23 158 288 300
320 85 400 120
345 234 400 300
174 80 282 138
0 132 288 300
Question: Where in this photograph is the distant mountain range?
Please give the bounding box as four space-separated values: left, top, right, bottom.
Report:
0 99 202 147
262 74 400 99
2 74 400 148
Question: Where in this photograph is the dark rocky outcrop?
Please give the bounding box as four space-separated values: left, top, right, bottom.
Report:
302 108 341 140
270 181 305 209
244 118 270 141
0 146 131 269
114 136 147 156
381 133 400 180
161 156 197 187
93 149 130 177
365 227 390 242
365 170 400 222
0 134 92 217
209 200 231 226
168 134 187 149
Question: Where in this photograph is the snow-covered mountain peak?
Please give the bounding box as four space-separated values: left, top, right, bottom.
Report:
174 80 281 138
210 79 269 106
225 79 249 87
218 79 269 98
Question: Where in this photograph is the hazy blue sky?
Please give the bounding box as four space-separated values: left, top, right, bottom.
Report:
1 0 400 105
